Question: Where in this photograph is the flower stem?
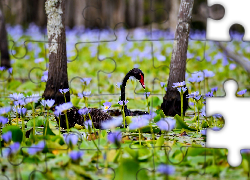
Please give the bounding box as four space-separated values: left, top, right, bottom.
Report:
180 92 184 121
21 116 25 144
139 129 141 146
65 111 70 133
44 108 49 136
146 97 150 113
122 105 125 128
32 102 36 141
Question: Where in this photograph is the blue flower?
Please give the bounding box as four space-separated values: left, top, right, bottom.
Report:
229 64 236 70
101 117 123 129
203 70 215 78
78 107 89 115
157 164 175 175
200 129 207 136
9 93 24 101
143 111 157 120
156 118 176 131
64 134 78 146
41 99 55 108
172 81 186 88
41 71 48 82
200 106 206 117
205 91 213 98
25 94 40 104
237 89 247 95
103 102 112 112
0 106 11 115
34 58 44 63
69 150 84 161
84 120 92 129
107 131 122 144
213 114 222 119
13 107 27 116
28 141 45 155
54 110 61 117
187 91 200 99
241 149 250 154
116 82 122 88
59 88 69 94
81 78 92 85
2 131 12 142
177 87 187 93
144 92 150 98
3 142 20 157
55 102 73 113
212 126 221 131
78 91 91 98
165 87 167 91
118 100 129 106
160 82 166 87
129 116 149 130
211 87 218 92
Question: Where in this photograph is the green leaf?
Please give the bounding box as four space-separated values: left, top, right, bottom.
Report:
71 96 80 107
2 125 23 143
27 116 45 128
45 121 60 136
155 135 164 150
149 96 161 108
7 80 22 90
125 116 132 125
174 114 196 131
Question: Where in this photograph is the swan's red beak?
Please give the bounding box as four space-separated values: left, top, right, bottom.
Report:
140 74 145 89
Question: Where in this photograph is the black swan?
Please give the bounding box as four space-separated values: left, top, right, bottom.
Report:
57 68 148 129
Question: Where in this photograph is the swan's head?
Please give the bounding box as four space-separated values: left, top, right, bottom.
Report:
130 68 145 89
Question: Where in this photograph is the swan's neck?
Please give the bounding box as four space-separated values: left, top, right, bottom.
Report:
121 73 132 101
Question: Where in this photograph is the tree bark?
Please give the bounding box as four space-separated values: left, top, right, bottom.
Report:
169 0 180 32
161 0 194 116
137 0 143 27
43 0 70 105
128 0 135 28
0 1 10 69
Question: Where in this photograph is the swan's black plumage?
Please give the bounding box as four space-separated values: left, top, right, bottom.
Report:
56 68 146 129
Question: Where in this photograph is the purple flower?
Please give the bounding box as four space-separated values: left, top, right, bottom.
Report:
103 102 112 112
213 114 222 119
156 118 176 131
241 149 250 154
200 129 206 136
205 91 213 98
78 91 91 98
157 164 175 175
59 88 69 94
13 107 27 116
118 100 129 106
187 91 200 99
212 126 221 131
129 116 149 130
25 94 40 104
177 87 187 93
189 72 204 83
172 81 186 88
200 106 206 117
0 106 12 115
189 102 194 106
55 102 73 113
2 131 12 142
80 78 92 86
78 107 89 115
0 67 5 71
107 131 122 144
165 87 167 91
237 89 247 95
41 99 55 108
143 111 157 120
8 68 13 74
160 82 166 87
3 142 20 157
229 64 236 70
101 117 123 129
203 70 215 78
64 134 78 145
34 58 44 63
69 150 84 161
211 87 218 92
84 120 92 129
9 93 24 101
54 110 61 117
28 141 45 155
144 92 150 98
41 74 48 82
116 82 122 88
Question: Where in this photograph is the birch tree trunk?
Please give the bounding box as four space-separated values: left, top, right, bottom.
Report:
161 0 194 116
0 1 10 69
43 0 70 105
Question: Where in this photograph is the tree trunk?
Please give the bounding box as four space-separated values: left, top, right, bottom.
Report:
43 0 70 105
128 0 135 28
169 0 180 32
161 0 194 116
137 0 144 27
0 1 10 69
